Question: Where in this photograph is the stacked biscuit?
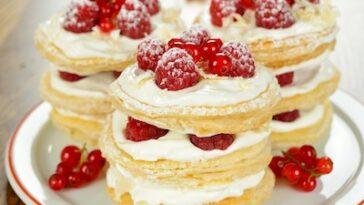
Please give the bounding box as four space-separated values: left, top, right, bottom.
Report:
36 0 183 144
100 28 281 204
197 0 340 149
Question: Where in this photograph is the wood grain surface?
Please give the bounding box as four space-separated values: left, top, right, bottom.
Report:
0 0 363 204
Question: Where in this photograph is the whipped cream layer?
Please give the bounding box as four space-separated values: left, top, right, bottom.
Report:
39 6 182 60
56 107 106 123
280 60 337 98
271 104 324 133
50 67 115 98
113 64 274 108
107 165 265 205
112 111 270 162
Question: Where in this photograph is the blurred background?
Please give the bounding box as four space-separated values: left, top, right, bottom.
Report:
0 0 363 204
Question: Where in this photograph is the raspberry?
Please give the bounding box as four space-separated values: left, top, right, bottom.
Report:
209 0 243 27
255 0 295 29
63 0 99 33
155 48 200 91
273 110 300 122
59 71 85 82
137 38 166 71
220 41 256 78
276 72 294 87
139 0 160 15
125 117 168 142
180 26 210 46
117 0 152 39
190 134 234 151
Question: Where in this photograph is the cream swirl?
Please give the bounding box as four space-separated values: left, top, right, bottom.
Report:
107 165 265 205
112 111 270 162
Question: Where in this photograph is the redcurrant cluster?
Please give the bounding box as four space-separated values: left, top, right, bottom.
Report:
269 145 333 192
48 145 106 191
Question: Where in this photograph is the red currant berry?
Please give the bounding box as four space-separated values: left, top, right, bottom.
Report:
208 53 232 76
68 172 84 188
298 145 317 168
99 18 116 33
80 162 100 181
49 174 68 191
284 146 300 160
269 156 286 177
100 2 114 18
61 145 81 168
167 38 184 49
282 162 303 184
298 175 317 192
316 157 333 174
201 38 223 60
241 0 256 9
87 150 106 168
183 43 202 62
56 162 73 177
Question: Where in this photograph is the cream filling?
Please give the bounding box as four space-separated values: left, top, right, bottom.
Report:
55 108 106 123
39 7 182 60
107 165 265 205
271 104 324 133
113 64 274 107
50 68 115 98
280 60 336 98
112 111 270 162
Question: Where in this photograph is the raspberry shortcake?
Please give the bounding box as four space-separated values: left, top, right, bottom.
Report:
100 28 280 204
37 0 184 144
196 0 340 149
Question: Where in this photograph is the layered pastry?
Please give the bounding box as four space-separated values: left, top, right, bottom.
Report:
37 0 184 144
100 29 280 204
195 0 340 149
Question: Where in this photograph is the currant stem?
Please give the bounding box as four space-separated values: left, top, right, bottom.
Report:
282 151 323 178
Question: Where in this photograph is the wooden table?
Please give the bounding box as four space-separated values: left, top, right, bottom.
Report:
0 0 363 204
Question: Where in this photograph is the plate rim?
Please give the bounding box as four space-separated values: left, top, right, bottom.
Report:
4 90 364 205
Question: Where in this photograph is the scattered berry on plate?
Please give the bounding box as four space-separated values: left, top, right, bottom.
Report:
220 41 256 78
59 71 86 82
181 26 210 46
190 134 235 151
269 145 334 192
125 117 169 141
48 145 106 191
155 48 200 91
137 38 166 71
276 72 294 87
273 110 300 122
63 0 99 33
255 0 295 29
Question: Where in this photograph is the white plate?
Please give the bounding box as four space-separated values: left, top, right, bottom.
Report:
5 90 364 205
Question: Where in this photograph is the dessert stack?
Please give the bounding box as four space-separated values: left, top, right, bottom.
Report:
196 0 340 149
100 27 281 204
36 0 183 144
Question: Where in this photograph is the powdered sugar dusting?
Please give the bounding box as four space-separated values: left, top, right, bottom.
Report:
211 0 239 17
180 26 210 45
137 38 166 71
63 0 99 33
255 0 295 29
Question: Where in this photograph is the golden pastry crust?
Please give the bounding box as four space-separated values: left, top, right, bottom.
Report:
100 119 272 188
35 28 135 75
110 81 280 136
274 68 340 114
107 169 275 205
40 71 113 115
271 101 332 150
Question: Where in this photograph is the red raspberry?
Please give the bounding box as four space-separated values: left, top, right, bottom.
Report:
139 0 160 15
180 26 210 46
276 72 294 87
209 0 244 27
117 0 152 39
125 117 168 142
155 48 200 91
255 0 295 29
190 134 234 151
220 41 256 78
59 71 85 82
273 110 300 122
63 0 99 33
137 38 166 71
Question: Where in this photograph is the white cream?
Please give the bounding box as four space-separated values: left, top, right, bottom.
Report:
271 104 324 132
50 68 115 98
39 9 182 60
107 165 265 205
114 64 274 107
280 61 337 98
56 108 106 123
112 111 270 162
